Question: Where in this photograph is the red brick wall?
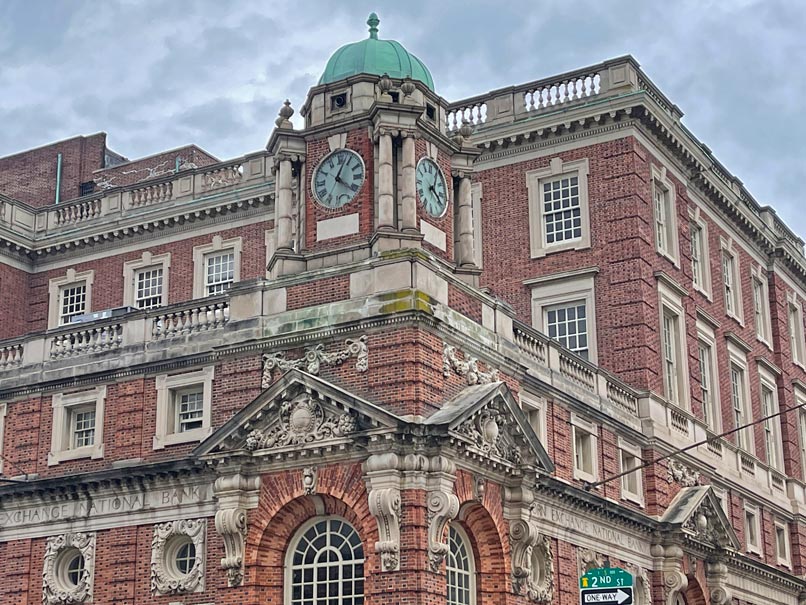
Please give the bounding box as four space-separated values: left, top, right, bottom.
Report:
0 134 107 207
286 274 350 310
0 263 30 340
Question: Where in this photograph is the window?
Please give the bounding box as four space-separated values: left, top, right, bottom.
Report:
124 252 171 309
658 278 690 408
619 439 643 505
758 368 783 471
520 392 547 445
192 236 242 298
571 415 598 482
153 367 214 449
527 157 590 258
287 518 364 605
774 520 791 566
729 365 751 451
42 533 96 604
546 301 589 359
787 293 805 367
720 239 742 323
696 320 721 432
205 251 235 295
652 166 678 263
151 518 206 595
689 208 712 296
48 269 95 329
800 409 806 482
447 524 475 605
744 504 762 554
750 267 772 346
48 386 106 465
528 269 598 363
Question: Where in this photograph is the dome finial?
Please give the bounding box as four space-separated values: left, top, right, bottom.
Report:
367 12 380 39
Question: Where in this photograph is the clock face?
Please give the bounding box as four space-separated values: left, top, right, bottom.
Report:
312 149 365 209
416 158 448 217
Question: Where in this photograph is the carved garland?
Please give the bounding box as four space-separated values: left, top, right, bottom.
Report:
667 459 700 487
150 519 206 595
443 344 499 385
262 336 368 387
244 392 358 451
42 532 96 604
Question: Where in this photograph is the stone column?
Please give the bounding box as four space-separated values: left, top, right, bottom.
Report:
455 174 475 266
400 134 417 231
377 133 395 230
275 158 294 251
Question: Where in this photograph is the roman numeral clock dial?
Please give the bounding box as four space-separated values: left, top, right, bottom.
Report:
312 148 366 209
415 157 448 218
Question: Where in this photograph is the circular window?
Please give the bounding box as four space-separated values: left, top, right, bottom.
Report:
167 536 197 577
55 547 85 591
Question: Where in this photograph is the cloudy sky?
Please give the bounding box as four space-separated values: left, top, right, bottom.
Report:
1 0 804 234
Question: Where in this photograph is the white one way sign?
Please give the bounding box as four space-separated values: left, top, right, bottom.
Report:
581 588 634 605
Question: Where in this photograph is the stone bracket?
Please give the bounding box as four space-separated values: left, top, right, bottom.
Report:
426 456 460 572
213 472 260 587
364 453 403 572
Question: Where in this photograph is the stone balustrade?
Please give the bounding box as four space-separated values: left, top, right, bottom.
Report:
49 322 123 359
53 196 103 226
0 342 23 369
150 299 230 339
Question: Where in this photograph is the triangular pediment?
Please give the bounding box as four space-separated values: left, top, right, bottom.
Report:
424 382 555 474
194 369 402 458
660 486 740 550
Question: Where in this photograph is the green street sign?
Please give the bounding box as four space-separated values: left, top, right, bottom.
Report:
580 568 633 590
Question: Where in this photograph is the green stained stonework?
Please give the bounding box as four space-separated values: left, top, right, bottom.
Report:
318 13 435 91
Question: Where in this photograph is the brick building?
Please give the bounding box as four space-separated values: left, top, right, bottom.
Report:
0 12 804 605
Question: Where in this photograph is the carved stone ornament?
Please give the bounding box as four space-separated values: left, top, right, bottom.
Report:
443 343 499 385
624 562 652 605
364 453 403 572
473 476 486 502
456 399 524 464
42 532 96 604
577 548 605 578
303 466 318 495
681 498 730 548
426 458 461 572
510 518 554 603
704 558 731 605
667 459 700 487
215 508 247 587
262 336 368 388
244 391 358 451
150 518 206 595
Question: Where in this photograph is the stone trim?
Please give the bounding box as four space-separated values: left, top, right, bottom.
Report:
192 235 242 299
618 437 644 506
570 413 599 483
526 157 591 258
47 268 94 329
48 386 106 466
0 402 6 475
688 205 713 300
42 531 96 604
150 518 206 595
650 164 680 267
658 277 691 410
153 367 214 450
743 502 762 555
123 251 171 309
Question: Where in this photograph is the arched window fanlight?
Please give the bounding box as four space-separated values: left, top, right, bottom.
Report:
287 517 365 605
446 524 476 605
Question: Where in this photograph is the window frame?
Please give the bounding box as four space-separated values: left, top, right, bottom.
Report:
651 165 679 265
528 269 598 363
743 503 762 555
750 266 772 348
727 341 754 454
571 414 599 483
658 279 690 409
526 157 591 258
774 519 791 567
695 320 722 432
446 523 476 605
720 238 743 324
192 235 242 299
758 366 784 472
618 438 644 506
48 269 95 329
48 386 106 465
285 516 366 605
123 251 171 309
688 207 711 298
787 292 806 369
520 392 547 445
153 367 214 449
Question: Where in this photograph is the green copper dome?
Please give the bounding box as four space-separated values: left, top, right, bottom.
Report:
318 13 435 91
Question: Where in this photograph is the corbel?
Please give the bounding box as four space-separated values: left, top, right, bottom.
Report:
426 456 460 572
363 453 403 572
213 472 260 587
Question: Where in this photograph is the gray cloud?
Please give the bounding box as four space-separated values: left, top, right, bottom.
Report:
1 0 804 235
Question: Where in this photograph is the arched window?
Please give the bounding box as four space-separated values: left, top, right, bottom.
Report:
287 517 365 605
446 524 476 605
